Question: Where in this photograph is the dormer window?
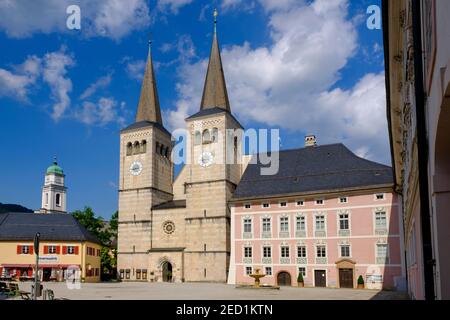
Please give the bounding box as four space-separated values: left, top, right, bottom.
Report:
375 193 385 200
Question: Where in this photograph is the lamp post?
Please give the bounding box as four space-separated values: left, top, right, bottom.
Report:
33 232 40 300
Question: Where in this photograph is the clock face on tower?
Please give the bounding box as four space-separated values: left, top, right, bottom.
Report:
129 161 143 176
198 151 214 167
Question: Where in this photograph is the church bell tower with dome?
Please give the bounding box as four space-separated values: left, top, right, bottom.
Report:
39 158 67 213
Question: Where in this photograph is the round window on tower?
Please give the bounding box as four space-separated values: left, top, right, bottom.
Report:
162 221 175 234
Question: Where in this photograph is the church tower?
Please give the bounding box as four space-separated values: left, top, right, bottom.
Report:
40 158 67 213
183 9 243 282
117 41 173 275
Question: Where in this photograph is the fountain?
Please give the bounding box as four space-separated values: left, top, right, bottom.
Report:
249 268 265 287
235 268 280 290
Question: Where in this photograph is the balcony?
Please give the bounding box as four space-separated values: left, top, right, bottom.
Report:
242 232 253 239
375 228 388 236
261 232 271 239
315 230 326 237
262 257 272 264
295 230 306 238
315 257 327 264
243 257 252 264
279 231 289 238
296 257 307 265
376 257 389 264
280 257 290 264
338 229 350 237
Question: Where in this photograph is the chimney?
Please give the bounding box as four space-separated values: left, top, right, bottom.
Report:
305 135 317 147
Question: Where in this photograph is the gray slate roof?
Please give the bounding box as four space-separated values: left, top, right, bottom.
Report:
121 120 171 136
152 200 186 210
186 107 243 128
0 212 102 244
233 143 393 200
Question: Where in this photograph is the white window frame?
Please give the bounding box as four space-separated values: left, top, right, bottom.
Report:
244 203 252 209
339 196 348 204
280 244 290 258
242 217 252 234
279 215 290 235
244 246 253 258
315 244 327 258
296 200 305 207
56 193 61 207
298 267 307 278
374 210 388 230
339 244 351 258
48 245 57 254
67 246 75 255
297 245 307 258
245 266 253 276
296 214 307 232
261 216 272 234
315 198 325 205
264 266 273 276
314 213 327 232
21 245 30 254
374 193 385 201
337 211 351 232
376 242 389 259
279 201 288 208
261 202 271 208
262 245 272 258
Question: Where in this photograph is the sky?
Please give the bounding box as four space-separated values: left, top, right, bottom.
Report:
0 0 386 219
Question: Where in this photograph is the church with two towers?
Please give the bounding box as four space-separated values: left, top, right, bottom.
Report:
117 14 244 282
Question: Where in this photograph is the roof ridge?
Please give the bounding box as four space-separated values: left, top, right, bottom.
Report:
239 167 392 183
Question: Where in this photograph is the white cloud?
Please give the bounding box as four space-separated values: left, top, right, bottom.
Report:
42 49 74 121
124 59 146 81
80 73 113 100
75 97 125 126
157 0 193 14
168 0 390 163
0 0 150 40
221 0 296 12
0 55 41 101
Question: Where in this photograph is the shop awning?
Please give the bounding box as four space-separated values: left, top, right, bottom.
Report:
1 264 79 268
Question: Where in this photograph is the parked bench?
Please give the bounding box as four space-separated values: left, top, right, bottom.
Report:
19 290 31 300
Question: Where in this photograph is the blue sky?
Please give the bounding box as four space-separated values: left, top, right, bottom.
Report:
0 0 385 219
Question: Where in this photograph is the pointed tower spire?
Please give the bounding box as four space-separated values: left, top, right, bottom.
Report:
135 38 163 124
200 8 230 111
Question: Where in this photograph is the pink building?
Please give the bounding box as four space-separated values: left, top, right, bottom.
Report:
228 138 406 290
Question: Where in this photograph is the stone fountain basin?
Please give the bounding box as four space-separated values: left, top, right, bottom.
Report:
235 284 280 290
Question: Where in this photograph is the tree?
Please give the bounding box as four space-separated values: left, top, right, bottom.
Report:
72 207 118 281
72 206 104 240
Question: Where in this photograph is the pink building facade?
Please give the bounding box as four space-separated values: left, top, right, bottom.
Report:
227 142 406 290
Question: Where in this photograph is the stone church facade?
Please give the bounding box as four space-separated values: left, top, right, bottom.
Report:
117 18 245 283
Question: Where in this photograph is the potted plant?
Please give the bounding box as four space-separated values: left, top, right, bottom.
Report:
297 273 304 288
357 275 364 289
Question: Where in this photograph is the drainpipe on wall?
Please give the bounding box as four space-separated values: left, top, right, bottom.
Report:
411 0 436 300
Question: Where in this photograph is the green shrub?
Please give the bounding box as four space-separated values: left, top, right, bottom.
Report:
297 273 304 283
357 275 364 285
